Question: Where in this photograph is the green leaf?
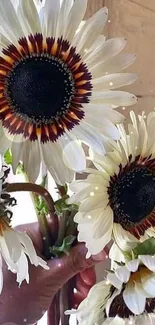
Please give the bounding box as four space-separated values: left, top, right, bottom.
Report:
54 197 78 215
4 149 12 165
132 237 155 258
16 162 24 174
50 235 76 257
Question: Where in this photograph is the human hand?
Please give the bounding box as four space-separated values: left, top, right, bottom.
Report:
0 222 108 325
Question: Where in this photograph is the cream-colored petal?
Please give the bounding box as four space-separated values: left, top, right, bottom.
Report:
93 73 137 91
17 0 41 36
123 283 146 315
0 0 23 43
74 7 108 54
91 91 137 107
65 0 87 42
113 223 138 251
107 273 122 290
90 53 137 78
42 0 60 37
41 141 74 185
3 230 22 263
115 266 130 283
126 259 140 272
85 38 127 67
22 140 41 182
139 255 155 272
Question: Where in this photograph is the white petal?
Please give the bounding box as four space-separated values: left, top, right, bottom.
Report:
115 266 130 283
123 283 146 314
37 256 49 270
93 206 113 239
74 208 103 224
73 121 106 154
107 273 122 290
79 194 108 213
17 0 41 36
126 259 140 272
109 243 125 269
85 116 120 140
3 229 22 263
91 53 137 78
74 7 108 54
22 140 41 182
42 0 60 37
106 289 121 317
62 138 86 172
58 0 73 37
85 104 124 124
93 73 137 91
85 229 112 256
85 38 127 67
91 91 137 107
0 0 23 43
139 255 155 272
113 223 138 251
68 184 99 204
104 317 125 325
0 129 12 154
142 275 155 297
41 141 74 185
0 254 3 294
11 135 23 174
65 0 87 42
17 232 38 266
16 251 29 286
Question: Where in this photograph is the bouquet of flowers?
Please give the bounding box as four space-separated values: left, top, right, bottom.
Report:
0 0 154 325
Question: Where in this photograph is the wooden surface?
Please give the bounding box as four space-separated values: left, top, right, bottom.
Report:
86 0 155 119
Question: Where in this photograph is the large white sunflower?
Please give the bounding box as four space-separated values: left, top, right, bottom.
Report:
68 110 155 256
0 0 137 184
0 159 49 292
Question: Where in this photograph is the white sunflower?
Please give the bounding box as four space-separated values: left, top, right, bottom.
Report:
66 249 155 324
0 160 49 292
68 110 155 257
0 0 137 184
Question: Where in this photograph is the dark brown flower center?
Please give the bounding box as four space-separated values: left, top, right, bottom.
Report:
108 161 155 237
5 54 75 124
108 290 155 318
110 166 155 223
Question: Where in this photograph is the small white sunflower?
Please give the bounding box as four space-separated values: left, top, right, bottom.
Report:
66 249 155 324
68 111 155 256
0 0 137 184
0 160 49 292
66 278 155 324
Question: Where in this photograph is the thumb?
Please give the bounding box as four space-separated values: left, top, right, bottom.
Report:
48 243 108 286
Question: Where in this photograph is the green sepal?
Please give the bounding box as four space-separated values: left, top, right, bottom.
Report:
54 196 78 215
4 149 12 165
132 237 155 258
50 235 76 257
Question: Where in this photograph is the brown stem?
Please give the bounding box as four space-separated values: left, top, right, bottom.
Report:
60 283 70 325
56 184 67 197
6 182 58 244
6 182 54 212
47 293 60 325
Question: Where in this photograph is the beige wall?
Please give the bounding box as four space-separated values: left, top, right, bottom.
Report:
86 0 155 120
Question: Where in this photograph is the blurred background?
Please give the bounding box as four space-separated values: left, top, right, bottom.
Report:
86 0 155 118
